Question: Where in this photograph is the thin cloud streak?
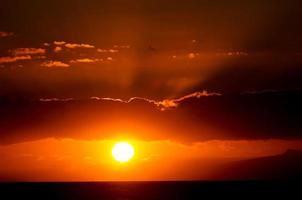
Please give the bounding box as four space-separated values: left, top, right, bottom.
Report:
0 55 32 64
0 31 13 37
70 58 102 63
41 61 70 68
12 48 46 55
65 43 95 49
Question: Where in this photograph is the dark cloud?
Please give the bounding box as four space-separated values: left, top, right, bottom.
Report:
185 54 302 95
0 31 13 38
1 0 302 51
0 90 301 144
0 0 302 99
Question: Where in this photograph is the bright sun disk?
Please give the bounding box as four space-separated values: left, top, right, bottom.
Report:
112 142 134 163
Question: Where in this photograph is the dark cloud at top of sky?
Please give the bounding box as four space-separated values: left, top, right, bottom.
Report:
0 0 302 52
0 0 302 99
0 90 301 145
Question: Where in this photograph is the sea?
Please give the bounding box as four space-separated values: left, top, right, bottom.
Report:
0 181 300 199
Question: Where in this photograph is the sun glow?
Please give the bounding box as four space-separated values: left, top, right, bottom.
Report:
112 142 135 163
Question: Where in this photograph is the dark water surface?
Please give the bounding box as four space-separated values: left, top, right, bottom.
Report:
0 181 300 199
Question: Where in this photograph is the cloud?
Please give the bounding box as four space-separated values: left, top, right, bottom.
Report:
97 49 119 53
193 62 302 94
0 55 32 64
169 52 200 60
97 91 221 111
65 43 95 49
53 41 66 46
113 45 130 49
54 46 62 53
70 58 102 63
36 55 47 59
39 98 74 102
13 48 46 55
158 91 221 109
40 61 70 68
188 53 198 59
0 31 13 38
0 90 301 144
53 41 95 50
216 51 248 57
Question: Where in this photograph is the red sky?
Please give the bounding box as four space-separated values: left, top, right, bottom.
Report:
0 0 302 181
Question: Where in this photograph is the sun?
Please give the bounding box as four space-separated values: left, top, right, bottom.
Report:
112 142 135 163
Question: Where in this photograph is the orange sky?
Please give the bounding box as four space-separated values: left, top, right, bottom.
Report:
1 138 302 181
1 0 302 181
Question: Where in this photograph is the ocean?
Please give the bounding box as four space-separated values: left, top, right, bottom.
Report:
0 181 300 199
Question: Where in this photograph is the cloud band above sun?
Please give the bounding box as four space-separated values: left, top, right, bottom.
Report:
0 90 301 145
